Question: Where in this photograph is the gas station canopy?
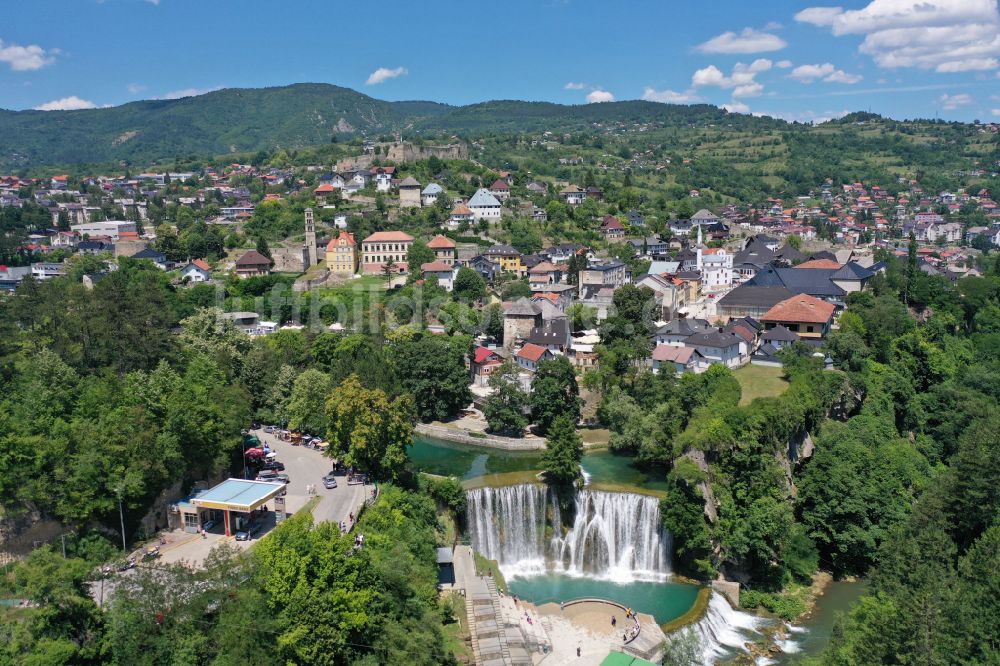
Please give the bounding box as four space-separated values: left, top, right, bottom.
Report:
191 478 284 513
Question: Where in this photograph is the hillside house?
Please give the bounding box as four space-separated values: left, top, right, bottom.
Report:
234 250 272 279
180 259 212 282
467 189 503 221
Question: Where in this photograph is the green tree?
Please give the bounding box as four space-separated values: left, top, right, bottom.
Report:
661 457 715 578
530 356 581 435
285 368 334 434
541 414 584 486
483 360 528 437
394 334 473 422
406 239 435 277
453 266 487 301
325 374 415 480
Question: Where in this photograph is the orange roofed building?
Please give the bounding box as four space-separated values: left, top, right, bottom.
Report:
761 293 836 339
327 230 358 276
361 231 414 274
427 234 457 265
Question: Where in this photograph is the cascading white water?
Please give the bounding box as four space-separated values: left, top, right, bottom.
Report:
466 484 671 581
689 592 768 663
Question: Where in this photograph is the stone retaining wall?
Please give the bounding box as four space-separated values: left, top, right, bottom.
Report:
414 423 546 451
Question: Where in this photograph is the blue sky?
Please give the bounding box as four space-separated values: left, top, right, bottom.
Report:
3 0 1000 122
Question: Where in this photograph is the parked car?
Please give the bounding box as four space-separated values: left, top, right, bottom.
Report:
261 461 285 472
273 473 290 485
235 523 261 541
255 470 278 481
263 425 276 433
202 520 215 531
322 474 338 489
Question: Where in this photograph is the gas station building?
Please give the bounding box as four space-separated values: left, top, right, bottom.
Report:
174 478 284 536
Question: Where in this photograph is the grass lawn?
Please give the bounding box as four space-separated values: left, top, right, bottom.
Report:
473 551 507 595
580 428 611 446
441 593 474 664
734 364 790 406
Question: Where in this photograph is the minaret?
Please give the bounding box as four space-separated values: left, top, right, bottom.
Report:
304 208 317 266
696 223 703 271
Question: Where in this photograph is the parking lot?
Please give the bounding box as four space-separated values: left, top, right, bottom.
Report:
156 428 370 567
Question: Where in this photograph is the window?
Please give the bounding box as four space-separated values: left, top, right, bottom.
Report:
806 325 815 333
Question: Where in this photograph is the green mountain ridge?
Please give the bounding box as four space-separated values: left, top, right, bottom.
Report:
0 82 792 169
0 83 453 169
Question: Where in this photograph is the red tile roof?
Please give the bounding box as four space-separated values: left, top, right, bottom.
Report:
192 259 211 271
473 347 501 365
515 343 550 363
762 294 836 324
651 346 696 364
427 234 456 249
421 260 453 273
363 231 414 243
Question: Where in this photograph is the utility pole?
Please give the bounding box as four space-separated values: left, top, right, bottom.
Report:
117 487 127 552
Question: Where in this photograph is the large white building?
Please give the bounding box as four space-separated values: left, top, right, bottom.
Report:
466 189 502 221
694 225 733 289
70 220 136 241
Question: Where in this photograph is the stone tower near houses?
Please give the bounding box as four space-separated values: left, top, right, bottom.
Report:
304 208 317 266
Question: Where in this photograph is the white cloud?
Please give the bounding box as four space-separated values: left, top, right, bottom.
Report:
586 89 615 103
790 62 863 84
34 96 97 111
692 65 727 87
732 83 764 98
564 82 586 90
794 7 844 27
365 66 408 85
790 63 837 82
696 28 787 54
127 83 146 94
0 39 56 71
641 87 703 104
938 93 973 110
157 86 223 100
824 69 863 84
776 60 793 68
991 107 1000 116
692 59 773 96
722 101 750 113
795 0 1000 73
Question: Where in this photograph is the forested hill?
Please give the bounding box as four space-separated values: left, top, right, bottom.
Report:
3 83 790 169
0 83 452 169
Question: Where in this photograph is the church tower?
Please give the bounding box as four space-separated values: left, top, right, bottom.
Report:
304 208 317 266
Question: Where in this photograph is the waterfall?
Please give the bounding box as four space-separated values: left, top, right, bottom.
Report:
689 592 768 663
466 484 671 581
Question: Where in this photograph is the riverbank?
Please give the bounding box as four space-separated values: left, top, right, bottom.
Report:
415 423 546 450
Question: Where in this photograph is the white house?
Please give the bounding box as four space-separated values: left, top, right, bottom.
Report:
180 259 212 283
651 345 704 375
467 189 503 221
698 248 733 288
684 330 748 369
422 183 444 207
514 343 554 372
421 261 457 291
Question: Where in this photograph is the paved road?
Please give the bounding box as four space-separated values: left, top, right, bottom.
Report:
248 428 370 529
